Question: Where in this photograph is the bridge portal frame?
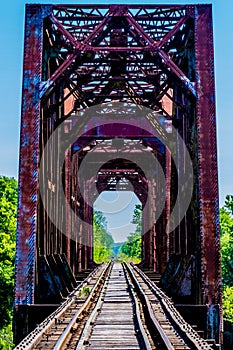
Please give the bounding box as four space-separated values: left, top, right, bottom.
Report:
14 3 221 344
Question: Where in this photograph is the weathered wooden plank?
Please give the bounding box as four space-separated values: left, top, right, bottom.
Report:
86 263 141 350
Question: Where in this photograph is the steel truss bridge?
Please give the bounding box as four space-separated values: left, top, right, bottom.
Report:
14 3 222 348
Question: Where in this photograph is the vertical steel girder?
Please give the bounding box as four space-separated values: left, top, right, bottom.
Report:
15 3 221 343
15 4 52 305
195 5 222 339
195 4 220 304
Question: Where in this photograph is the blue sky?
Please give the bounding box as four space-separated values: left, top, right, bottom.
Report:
0 0 232 240
94 191 140 242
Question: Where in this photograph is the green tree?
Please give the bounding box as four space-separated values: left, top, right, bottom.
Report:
0 324 14 350
222 286 233 323
220 205 233 287
224 195 233 216
93 211 114 263
120 204 142 262
220 195 233 324
0 176 17 349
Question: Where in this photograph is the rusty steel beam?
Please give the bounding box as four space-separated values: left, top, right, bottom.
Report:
15 4 52 306
195 5 222 341
39 4 196 99
155 15 190 50
15 3 221 345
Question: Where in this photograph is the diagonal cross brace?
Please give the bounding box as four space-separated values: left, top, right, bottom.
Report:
40 14 111 98
127 14 196 97
40 8 197 99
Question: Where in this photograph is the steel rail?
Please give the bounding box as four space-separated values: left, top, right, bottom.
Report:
128 263 214 350
124 263 174 350
76 262 152 350
53 262 112 350
75 265 112 350
122 263 153 350
14 263 108 350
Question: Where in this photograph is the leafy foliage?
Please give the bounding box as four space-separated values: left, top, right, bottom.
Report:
0 177 17 325
222 286 233 323
120 204 142 263
0 176 17 234
220 201 233 287
0 176 17 349
0 324 14 350
93 211 114 263
224 195 233 216
220 195 233 323
78 286 91 298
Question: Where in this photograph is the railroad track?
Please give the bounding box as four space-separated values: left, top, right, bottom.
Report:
15 262 217 350
125 263 217 350
14 263 111 350
75 262 152 350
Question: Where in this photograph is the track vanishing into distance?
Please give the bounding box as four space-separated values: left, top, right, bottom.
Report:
15 263 217 350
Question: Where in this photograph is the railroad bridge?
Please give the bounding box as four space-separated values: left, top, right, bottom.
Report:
14 3 222 347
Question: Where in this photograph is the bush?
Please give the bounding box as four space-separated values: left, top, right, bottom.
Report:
222 286 233 323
